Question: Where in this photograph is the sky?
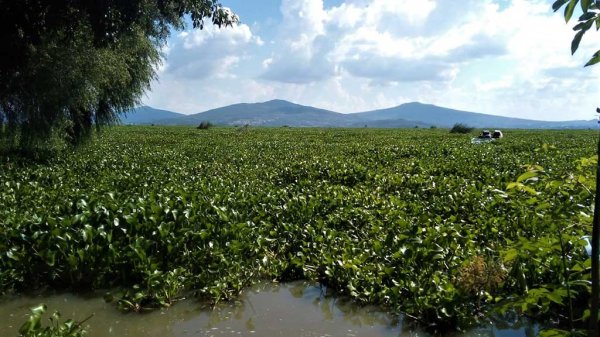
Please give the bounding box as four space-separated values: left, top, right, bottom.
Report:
142 0 600 121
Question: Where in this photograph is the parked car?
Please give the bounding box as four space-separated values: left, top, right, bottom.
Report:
492 130 503 138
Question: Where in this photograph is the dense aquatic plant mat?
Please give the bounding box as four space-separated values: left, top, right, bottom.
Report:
0 127 596 333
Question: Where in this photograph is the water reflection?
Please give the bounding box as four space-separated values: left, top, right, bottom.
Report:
0 282 536 337
456 317 538 337
178 282 405 336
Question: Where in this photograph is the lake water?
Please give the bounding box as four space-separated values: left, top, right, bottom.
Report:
0 282 535 337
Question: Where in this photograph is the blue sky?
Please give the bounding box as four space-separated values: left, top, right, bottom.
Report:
143 0 600 121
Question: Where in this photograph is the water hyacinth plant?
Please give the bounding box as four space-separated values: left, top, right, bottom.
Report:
0 127 597 334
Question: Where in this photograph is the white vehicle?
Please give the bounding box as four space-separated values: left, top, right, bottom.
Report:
471 129 503 144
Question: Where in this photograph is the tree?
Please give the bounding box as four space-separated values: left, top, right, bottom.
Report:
0 1 238 149
552 1 600 336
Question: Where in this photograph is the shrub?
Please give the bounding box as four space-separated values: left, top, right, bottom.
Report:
449 123 474 134
196 121 213 130
454 256 506 297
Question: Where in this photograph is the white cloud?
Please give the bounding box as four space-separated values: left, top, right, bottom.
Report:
262 0 509 85
342 57 456 83
164 23 259 79
144 0 600 120
256 0 600 119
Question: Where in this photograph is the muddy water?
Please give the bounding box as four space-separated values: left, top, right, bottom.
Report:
1 282 534 337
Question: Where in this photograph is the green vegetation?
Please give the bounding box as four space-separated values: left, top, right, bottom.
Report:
449 123 474 134
553 0 600 66
197 121 214 130
17 305 88 337
0 1 237 150
552 2 600 335
0 127 596 334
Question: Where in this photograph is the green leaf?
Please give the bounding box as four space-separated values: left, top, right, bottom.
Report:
553 0 568 11
30 304 47 315
522 185 538 195
573 21 587 30
572 30 585 54
585 50 600 66
573 18 595 31
578 12 596 21
503 248 519 262
539 329 571 337
506 182 520 190
583 308 591 320
581 0 591 12
19 305 46 334
546 291 564 305
517 171 538 182
565 0 578 22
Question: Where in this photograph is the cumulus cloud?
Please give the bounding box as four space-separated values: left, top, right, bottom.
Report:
260 0 333 83
145 0 600 120
543 66 595 79
164 23 260 79
262 34 335 83
445 34 507 62
342 57 455 83
259 0 513 85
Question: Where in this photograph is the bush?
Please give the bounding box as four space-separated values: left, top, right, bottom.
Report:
449 123 474 134
196 121 213 130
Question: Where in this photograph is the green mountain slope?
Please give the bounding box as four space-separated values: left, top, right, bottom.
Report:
354 102 594 129
128 100 595 129
156 99 361 127
121 106 185 125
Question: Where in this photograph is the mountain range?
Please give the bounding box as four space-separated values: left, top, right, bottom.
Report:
120 99 595 129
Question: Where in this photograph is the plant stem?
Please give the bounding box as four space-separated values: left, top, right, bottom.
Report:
591 127 600 337
558 229 574 330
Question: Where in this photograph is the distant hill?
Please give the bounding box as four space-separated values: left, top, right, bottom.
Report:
120 106 185 125
127 100 595 129
354 102 594 129
156 99 360 127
